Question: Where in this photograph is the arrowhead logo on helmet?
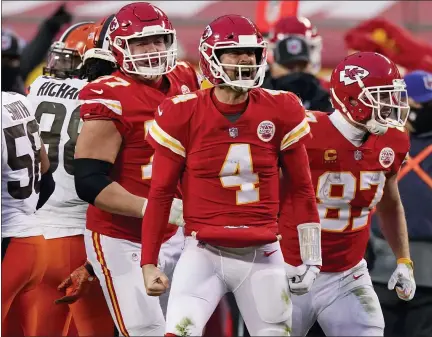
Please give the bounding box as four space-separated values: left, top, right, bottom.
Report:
200 25 213 44
339 65 369 85
108 17 119 34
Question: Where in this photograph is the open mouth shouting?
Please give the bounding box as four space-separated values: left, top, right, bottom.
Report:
236 66 256 80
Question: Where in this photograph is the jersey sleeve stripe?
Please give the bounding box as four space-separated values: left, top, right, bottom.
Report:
80 99 122 115
280 118 311 150
149 120 186 157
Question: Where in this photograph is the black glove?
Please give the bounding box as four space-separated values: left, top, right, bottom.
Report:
46 4 73 30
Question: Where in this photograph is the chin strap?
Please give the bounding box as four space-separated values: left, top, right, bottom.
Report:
365 119 389 135
297 223 322 266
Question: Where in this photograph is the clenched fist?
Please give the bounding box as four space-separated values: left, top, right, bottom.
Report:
142 264 169 296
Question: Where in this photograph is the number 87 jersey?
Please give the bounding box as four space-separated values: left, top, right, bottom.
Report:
147 88 311 247
285 110 409 272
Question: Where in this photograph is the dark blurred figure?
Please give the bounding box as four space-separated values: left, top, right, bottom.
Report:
263 35 333 112
369 70 432 337
2 31 24 94
20 4 72 80
1 3 72 94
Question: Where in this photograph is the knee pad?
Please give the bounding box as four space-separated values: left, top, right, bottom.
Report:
251 268 292 324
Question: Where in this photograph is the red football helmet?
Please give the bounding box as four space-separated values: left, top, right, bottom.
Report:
269 16 322 74
330 52 409 135
199 14 268 90
44 21 94 78
108 2 177 79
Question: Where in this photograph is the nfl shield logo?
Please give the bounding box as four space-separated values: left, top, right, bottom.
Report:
229 127 238 138
354 150 363 161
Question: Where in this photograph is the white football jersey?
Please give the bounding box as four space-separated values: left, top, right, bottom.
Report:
27 75 88 239
2 92 43 238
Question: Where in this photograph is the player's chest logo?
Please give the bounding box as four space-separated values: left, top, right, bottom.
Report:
354 150 363 161
181 84 190 94
379 147 395 168
228 127 239 138
257 120 275 142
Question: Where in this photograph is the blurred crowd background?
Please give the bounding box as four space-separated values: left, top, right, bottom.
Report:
2 1 431 337
3 1 432 86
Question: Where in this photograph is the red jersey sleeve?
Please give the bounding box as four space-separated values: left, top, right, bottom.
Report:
279 92 311 151
78 77 132 135
141 94 195 266
146 93 197 159
389 128 410 176
141 150 184 266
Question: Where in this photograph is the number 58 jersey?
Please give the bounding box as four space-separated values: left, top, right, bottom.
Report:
285 110 409 272
27 75 88 238
2 92 42 238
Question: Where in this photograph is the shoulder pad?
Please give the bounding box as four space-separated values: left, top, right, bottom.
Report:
170 92 198 105
305 110 328 123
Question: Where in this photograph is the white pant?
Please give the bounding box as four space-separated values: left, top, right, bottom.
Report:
292 259 385 336
165 237 292 336
84 228 184 336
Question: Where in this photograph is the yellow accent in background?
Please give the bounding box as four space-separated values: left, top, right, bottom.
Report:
25 63 45 87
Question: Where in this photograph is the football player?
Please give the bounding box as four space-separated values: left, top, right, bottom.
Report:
268 16 328 89
140 14 321 336
74 2 200 335
1 92 52 335
27 18 116 336
283 52 416 336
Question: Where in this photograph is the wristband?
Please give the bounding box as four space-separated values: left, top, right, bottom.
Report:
397 258 413 269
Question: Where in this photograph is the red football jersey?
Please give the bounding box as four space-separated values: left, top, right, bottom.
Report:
283 110 409 272
78 63 200 243
147 88 311 247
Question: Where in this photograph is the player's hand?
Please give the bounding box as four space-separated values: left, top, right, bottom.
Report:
285 263 320 295
142 264 169 296
388 260 416 301
55 262 95 304
169 198 185 227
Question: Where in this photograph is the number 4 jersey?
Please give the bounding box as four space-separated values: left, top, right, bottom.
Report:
27 75 87 238
146 88 311 246
2 92 42 238
283 110 409 272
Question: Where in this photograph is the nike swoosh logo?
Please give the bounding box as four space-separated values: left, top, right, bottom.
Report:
91 89 103 94
263 249 278 257
353 273 364 280
158 107 163 116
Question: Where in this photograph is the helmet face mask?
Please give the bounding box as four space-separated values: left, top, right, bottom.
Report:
199 15 268 91
358 79 409 128
108 3 178 80
112 32 176 80
45 42 82 78
202 42 267 91
330 52 410 135
43 22 94 79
